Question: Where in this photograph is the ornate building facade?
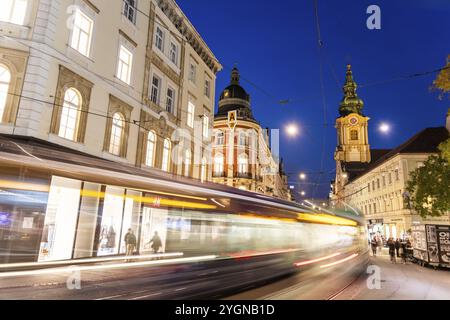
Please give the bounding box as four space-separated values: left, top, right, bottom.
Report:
212 68 291 200
0 0 221 181
331 65 450 240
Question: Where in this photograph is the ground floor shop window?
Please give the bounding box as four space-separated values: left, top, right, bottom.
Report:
119 190 142 254
140 207 168 253
97 186 125 256
73 182 101 259
39 177 82 262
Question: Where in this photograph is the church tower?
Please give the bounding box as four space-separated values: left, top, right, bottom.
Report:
332 65 371 203
334 65 371 163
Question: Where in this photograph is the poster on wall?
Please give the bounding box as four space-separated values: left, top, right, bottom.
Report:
436 225 450 265
426 225 439 263
412 225 428 262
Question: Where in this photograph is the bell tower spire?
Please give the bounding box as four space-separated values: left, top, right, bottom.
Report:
339 64 365 117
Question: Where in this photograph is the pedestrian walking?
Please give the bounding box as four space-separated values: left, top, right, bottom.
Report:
124 228 137 261
371 237 378 257
395 239 401 257
400 241 407 264
387 238 396 263
148 231 162 254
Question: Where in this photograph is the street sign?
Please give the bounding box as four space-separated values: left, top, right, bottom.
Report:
228 110 237 130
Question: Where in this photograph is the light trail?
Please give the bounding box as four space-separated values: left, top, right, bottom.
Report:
0 255 217 278
0 252 184 269
294 252 342 267
319 253 359 268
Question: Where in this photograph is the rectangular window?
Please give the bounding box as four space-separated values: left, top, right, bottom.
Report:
123 0 137 24
368 183 370 193
155 27 164 52
166 87 175 113
382 176 386 187
150 75 161 105
395 169 399 181
350 130 358 140
0 0 28 25
202 115 209 138
117 45 133 84
70 9 94 57
204 77 211 98
169 42 178 65
216 132 224 145
388 173 392 184
189 62 197 84
187 101 195 128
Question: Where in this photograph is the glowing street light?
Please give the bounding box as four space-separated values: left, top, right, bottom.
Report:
299 173 307 180
379 123 390 134
285 123 299 137
300 191 306 196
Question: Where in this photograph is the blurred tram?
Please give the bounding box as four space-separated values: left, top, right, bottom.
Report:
0 135 369 298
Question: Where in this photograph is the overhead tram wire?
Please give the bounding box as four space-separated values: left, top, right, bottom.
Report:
359 65 450 88
312 0 331 199
128 0 293 107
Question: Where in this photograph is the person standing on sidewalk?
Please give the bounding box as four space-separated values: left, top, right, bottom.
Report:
395 239 401 257
387 238 396 263
124 228 137 261
371 237 378 257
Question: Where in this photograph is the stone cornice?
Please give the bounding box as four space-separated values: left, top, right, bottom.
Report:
156 0 222 74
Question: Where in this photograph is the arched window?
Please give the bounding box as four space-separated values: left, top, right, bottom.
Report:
216 130 224 145
145 131 156 167
162 138 171 172
238 153 248 174
109 112 125 156
201 157 207 182
58 88 81 141
214 153 224 174
0 64 11 121
184 149 191 176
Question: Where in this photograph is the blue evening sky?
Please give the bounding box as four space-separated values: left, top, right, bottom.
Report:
177 0 450 198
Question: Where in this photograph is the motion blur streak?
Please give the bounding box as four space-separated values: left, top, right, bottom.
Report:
0 179 49 192
229 248 302 259
0 255 218 278
294 252 342 267
0 252 184 269
297 213 358 227
319 253 359 268
0 181 216 210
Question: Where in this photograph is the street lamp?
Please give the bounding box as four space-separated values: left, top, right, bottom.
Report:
379 123 390 134
300 191 306 196
299 173 306 180
285 123 299 137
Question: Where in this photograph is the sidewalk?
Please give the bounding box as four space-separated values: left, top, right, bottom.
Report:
336 250 450 300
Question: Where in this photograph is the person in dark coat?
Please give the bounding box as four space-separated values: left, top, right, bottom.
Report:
371 237 378 257
124 228 137 260
400 241 407 264
387 238 396 263
395 239 401 257
148 231 162 254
